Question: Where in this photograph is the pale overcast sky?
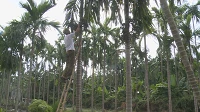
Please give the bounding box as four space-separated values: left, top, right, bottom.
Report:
0 0 198 58
0 0 68 45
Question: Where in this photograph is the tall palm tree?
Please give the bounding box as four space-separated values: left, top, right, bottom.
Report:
160 0 200 105
152 7 166 83
0 20 28 111
163 35 174 112
64 0 111 111
123 0 132 111
143 33 150 112
183 1 200 46
76 0 83 111
55 37 66 101
20 0 60 103
180 2 200 111
86 24 101 111
44 43 56 103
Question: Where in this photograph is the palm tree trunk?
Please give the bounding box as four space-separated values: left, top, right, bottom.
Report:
124 0 132 111
76 0 83 111
58 63 62 101
125 35 132 112
43 64 46 100
47 64 50 103
15 50 23 111
0 70 5 107
114 54 118 112
160 0 200 104
144 34 150 112
72 71 76 111
173 43 178 85
194 92 198 112
28 29 36 104
166 51 172 112
192 17 199 112
28 55 33 104
38 74 42 99
6 71 11 111
102 37 106 112
76 46 82 112
160 52 163 82
53 68 55 104
33 57 37 99
91 61 95 112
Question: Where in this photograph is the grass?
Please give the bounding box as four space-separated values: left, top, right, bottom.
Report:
63 108 130 112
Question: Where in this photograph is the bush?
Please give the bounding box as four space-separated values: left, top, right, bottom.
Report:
0 108 6 112
28 99 53 112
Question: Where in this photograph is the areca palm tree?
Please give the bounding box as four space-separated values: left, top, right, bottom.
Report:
152 7 167 83
134 1 153 111
163 35 174 112
123 0 132 111
160 0 200 105
178 2 200 110
0 19 29 111
64 0 109 111
43 43 56 103
85 24 101 111
54 37 66 101
99 18 120 111
128 0 153 111
19 0 60 103
183 1 200 46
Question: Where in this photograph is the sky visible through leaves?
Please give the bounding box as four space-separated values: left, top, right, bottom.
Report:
0 0 198 58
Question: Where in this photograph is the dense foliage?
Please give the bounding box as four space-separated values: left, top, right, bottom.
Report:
28 99 53 112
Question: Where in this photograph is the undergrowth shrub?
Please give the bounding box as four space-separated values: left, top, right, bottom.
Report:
28 99 52 112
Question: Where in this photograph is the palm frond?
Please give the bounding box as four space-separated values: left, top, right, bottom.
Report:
20 2 34 17
63 0 78 27
27 0 37 9
37 0 55 17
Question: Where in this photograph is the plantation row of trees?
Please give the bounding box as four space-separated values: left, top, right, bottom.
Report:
1 0 200 112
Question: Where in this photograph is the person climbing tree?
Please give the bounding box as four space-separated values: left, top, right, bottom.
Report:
61 23 80 81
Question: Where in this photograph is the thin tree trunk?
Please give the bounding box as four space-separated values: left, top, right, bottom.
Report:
33 58 37 99
192 17 199 112
173 43 178 85
6 71 11 111
53 68 55 104
102 37 106 112
76 0 83 110
15 51 22 111
28 56 33 104
47 64 50 103
144 34 150 112
124 0 132 111
167 51 172 112
76 50 82 112
58 63 62 101
38 73 42 99
43 64 46 100
91 62 95 112
80 66 83 110
161 53 163 82
194 93 198 112
133 58 138 111
160 0 200 104
72 69 75 110
0 70 5 107
28 29 36 105
114 54 118 112
125 35 132 112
